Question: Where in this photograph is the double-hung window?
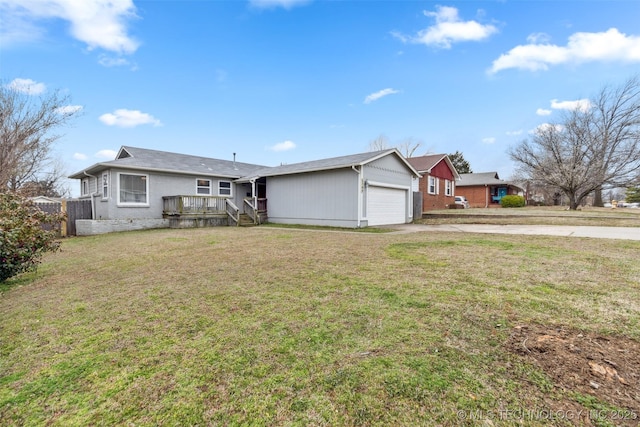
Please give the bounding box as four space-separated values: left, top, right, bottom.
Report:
197 179 212 195
444 179 452 196
81 178 89 196
218 181 232 196
428 176 437 195
102 173 109 199
118 173 148 205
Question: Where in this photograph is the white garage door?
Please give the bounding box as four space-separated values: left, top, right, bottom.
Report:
367 186 406 226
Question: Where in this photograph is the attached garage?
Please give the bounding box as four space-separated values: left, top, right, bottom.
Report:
243 148 419 228
366 184 408 226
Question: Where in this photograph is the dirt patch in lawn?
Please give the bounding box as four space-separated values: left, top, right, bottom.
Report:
506 324 639 425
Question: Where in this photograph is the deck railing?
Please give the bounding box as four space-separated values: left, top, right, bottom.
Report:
162 195 228 216
244 198 268 225
226 199 240 226
163 195 267 225
244 199 258 224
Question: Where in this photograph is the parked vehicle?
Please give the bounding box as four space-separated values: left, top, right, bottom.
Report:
454 195 469 209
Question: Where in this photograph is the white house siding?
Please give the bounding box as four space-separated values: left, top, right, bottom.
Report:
361 155 414 224
266 168 359 227
91 169 236 220
411 177 420 192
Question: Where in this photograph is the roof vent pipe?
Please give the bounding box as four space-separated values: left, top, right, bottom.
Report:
233 152 237 170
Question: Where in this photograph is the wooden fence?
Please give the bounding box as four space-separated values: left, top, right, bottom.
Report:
34 200 93 236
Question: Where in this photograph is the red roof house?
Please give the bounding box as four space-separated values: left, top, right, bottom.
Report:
407 154 460 213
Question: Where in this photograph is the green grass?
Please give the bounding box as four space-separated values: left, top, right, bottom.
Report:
261 222 394 233
418 206 640 228
1 227 639 425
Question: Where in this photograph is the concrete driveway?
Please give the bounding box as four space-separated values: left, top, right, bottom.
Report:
384 224 640 241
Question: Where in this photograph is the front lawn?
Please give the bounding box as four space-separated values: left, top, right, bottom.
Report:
419 206 640 227
1 227 638 426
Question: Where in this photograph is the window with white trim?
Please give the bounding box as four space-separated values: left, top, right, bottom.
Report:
118 173 148 205
196 179 212 195
81 178 89 196
102 173 109 199
428 176 437 195
218 181 232 196
445 179 452 196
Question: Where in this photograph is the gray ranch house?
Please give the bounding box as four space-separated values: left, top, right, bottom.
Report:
69 146 420 235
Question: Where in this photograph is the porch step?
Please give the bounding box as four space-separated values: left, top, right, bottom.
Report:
237 213 256 227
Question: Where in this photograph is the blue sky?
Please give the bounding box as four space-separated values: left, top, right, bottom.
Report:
2 0 640 195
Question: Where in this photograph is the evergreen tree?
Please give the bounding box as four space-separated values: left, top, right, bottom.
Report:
448 151 472 174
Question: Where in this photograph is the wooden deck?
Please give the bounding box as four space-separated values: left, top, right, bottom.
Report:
162 195 267 226
162 195 228 217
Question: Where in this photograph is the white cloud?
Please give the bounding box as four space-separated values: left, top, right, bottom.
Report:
490 28 640 73
550 98 592 112
506 130 523 136
527 32 551 44
536 108 552 116
7 78 46 94
0 0 139 54
56 105 83 115
531 123 564 134
482 137 496 144
393 6 498 49
99 109 162 128
249 0 311 10
364 88 400 104
268 140 296 152
73 152 87 160
95 149 117 159
98 54 131 67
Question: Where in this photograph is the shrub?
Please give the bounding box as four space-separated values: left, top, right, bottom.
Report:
500 195 526 208
0 193 65 282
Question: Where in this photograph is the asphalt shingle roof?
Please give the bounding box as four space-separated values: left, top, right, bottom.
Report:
69 146 265 179
238 149 400 180
69 146 416 181
457 172 525 191
406 154 447 172
457 172 502 186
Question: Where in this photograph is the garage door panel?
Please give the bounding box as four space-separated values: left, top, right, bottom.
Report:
367 186 406 226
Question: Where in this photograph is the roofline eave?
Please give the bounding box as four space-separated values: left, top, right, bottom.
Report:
69 163 244 180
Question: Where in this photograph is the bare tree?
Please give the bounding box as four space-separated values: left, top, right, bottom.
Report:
369 134 390 151
509 75 640 210
589 75 640 205
369 134 423 157
396 137 422 157
0 83 81 193
18 157 71 197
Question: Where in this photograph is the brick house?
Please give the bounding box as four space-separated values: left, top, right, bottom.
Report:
407 154 460 213
456 172 526 208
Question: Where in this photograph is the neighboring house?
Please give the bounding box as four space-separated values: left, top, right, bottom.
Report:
30 196 62 204
69 146 419 234
406 154 460 213
456 172 526 208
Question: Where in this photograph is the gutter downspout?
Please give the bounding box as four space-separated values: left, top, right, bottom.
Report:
352 165 362 228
